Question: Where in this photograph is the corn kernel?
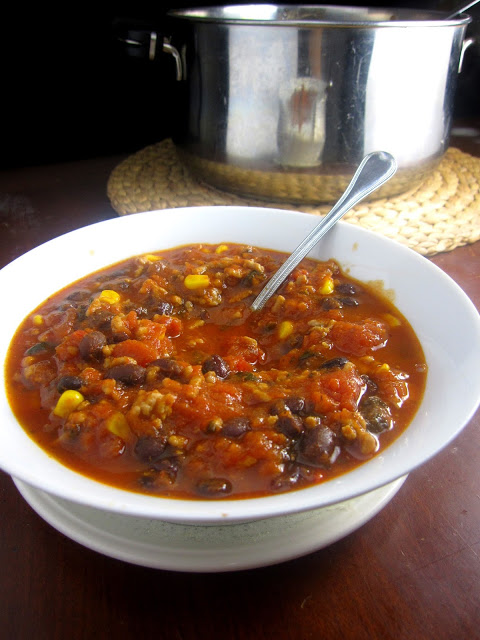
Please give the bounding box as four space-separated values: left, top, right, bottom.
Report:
143 253 161 262
215 244 229 254
319 277 334 295
278 320 294 340
98 289 121 304
53 390 84 418
106 412 131 440
271 295 285 313
32 314 44 326
383 313 401 327
168 434 188 448
184 274 210 290
378 363 390 372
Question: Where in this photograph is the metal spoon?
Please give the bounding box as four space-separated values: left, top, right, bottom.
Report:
445 0 480 19
250 151 397 312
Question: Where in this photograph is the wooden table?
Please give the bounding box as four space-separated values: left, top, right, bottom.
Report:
1 145 479 640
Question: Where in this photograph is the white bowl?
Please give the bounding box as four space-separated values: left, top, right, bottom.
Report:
1 205 479 525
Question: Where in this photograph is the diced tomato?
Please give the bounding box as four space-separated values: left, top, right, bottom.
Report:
227 336 265 365
224 355 254 373
311 390 337 413
124 310 139 333
174 380 244 429
112 339 160 367
55 330 87 361
375 368 410 408
156 315 182 338
330 319 388 357
308 366 365 412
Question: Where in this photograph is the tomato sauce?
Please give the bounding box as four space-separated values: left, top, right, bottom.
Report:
5 243 427 499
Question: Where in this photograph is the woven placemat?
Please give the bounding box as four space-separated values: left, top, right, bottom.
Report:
107 139 480 256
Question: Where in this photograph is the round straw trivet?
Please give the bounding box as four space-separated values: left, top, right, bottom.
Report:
107 140 480 256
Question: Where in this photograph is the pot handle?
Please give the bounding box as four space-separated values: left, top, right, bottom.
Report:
162 39 183 81
459 37 475 72
112 18 183 81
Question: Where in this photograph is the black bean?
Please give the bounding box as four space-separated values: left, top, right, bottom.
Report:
271 465 301 492
57 375 83 393
196 477 232 497
107 363 146 386
75 306 88 322
284 396 305 414
59 303 77 313
271 397 308 417
150 358 183 380
279 333 304 354
360 396 393 433
361 374 378 393
276 414 304 438
134 435 167 463
66 290 91 302
112 331 129 343
201 354 230 379
134 306 149 317
320 357 349 370
337 297 359 307
222 417 251 438
153 457 179 476
300 399 316 416
86 311 113 332
297 425 337 468
139 462 178 488
336 283 359 296
156 302 173 316
321 297 342 310
25 341 55 356
269 399 287 416
78 331 107 360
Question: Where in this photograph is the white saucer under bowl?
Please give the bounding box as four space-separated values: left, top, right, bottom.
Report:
14 475 407 572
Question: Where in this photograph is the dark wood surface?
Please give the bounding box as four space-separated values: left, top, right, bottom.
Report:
1 142 479 640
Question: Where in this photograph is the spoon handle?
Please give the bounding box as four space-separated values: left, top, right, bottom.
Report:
446 0 480 19
250 151 397 312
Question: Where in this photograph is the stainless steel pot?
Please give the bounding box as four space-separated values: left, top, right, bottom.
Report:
134 5 474 204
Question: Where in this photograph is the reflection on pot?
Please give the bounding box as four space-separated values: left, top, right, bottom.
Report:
277 78 329 167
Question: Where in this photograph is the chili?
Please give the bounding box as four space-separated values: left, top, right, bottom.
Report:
5 243 427 499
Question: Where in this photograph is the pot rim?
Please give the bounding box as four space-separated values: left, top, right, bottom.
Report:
167 4 472 28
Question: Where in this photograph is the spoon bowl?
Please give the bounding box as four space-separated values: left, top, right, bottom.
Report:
250 150 397 311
